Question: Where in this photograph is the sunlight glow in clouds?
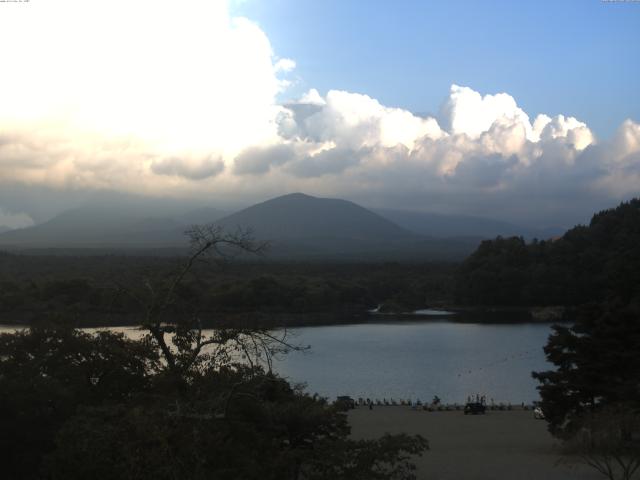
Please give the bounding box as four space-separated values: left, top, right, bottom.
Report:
0 0 291 186
0 0 638 225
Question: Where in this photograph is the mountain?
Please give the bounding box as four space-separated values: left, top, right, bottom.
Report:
217 193 412 241
214 193 478 260
373 208 564 239
0 226 11 234
0 207 186 248
0 193 481 260
0 204 227 249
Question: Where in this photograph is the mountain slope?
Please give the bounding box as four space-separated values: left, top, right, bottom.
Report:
0 194 480 260
216 193 414 241
213 193 478 260
0 207 186 247
374 208 563 239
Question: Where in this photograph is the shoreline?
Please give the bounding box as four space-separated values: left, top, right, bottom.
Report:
0 308 568 330
0 310 566 330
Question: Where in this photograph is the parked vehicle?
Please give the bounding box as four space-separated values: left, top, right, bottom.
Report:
464 402 486 415
335 395 356 411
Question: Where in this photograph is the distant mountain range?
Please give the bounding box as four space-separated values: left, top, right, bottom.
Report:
0 193 563 260
0 206 227 248
213 193 472 260
373 209 563 240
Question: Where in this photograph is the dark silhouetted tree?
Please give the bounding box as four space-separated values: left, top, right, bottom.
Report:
533 301 640 437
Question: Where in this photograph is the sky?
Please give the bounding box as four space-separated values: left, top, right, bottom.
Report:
0 0 639 229
233 0 640 139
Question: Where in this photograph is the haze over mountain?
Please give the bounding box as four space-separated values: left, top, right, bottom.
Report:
374 209 564 240
180 207 228 227
216 193 412 241
0 204 227 249
212 193 481 260
0 193 488 260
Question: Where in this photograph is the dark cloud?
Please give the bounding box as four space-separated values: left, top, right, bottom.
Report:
233 144 296 175
277 103 323 141
447 154 517 188
285 147 361 178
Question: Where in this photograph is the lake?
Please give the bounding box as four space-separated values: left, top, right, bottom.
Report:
0 320 554 405
273 321 552 405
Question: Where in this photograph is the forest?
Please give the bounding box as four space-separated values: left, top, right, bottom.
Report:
1 200 640 328
454 199 640 308
0 254 455 327
0 226 430 480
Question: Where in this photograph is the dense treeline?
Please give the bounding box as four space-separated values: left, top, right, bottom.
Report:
0 227 428 480
0 257 455 326
0 318 428 479
533 299 640 436
519 200 640 468
455 198 640 307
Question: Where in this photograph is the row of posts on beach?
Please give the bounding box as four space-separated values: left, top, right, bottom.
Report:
336 394 535 411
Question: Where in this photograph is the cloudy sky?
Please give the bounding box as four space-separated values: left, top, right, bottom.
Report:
0 0 639 228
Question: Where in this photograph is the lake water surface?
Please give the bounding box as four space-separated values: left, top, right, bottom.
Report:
273 321 552 405
0 320 553 404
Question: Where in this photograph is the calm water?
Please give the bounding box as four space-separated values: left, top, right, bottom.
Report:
0 321 553 404
272 321 552 405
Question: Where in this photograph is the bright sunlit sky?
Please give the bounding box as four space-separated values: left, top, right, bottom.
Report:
0 0 639 228
234 0 640 139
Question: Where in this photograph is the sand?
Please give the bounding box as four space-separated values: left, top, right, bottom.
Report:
349 407 602 480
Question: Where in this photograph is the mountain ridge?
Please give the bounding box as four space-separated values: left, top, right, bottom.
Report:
215 193 415 241
373 208 564 240
0 193 521 260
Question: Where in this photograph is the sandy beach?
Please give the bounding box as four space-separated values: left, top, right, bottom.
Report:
349 407 601 480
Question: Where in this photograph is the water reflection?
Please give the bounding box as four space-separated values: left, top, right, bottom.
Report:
0 321 552 404
273 322 551 404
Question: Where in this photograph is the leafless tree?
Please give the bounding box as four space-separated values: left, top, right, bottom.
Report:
115 224 304 379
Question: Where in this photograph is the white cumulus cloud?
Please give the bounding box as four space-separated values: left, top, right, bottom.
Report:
0 1 638 227
0 0 291 187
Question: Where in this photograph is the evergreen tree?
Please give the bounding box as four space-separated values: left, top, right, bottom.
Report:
456 198 640 307
532 300 640 437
